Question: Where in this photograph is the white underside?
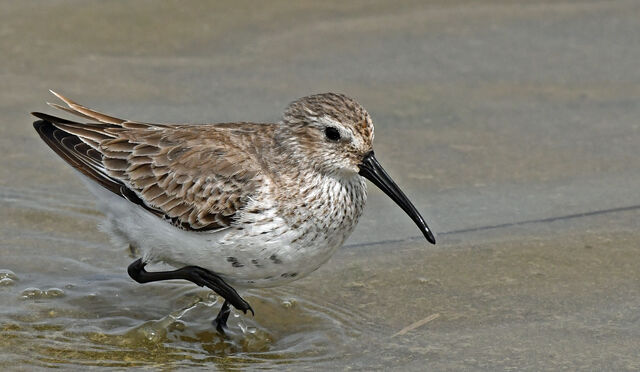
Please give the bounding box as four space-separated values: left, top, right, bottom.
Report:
82 175 365 289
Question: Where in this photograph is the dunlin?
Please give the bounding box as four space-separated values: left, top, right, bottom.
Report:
32 91 435 333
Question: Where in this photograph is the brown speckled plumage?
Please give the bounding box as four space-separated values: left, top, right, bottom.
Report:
32 90 435 329
35 92 275 232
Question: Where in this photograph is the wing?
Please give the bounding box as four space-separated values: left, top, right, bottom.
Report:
33 91 267 231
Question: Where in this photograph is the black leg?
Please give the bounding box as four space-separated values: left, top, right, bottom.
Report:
127 258 253 315
213 300 232 334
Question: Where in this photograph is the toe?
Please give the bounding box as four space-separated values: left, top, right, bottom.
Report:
239 301 254 316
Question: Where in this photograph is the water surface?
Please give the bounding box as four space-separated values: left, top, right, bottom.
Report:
1 1 640 370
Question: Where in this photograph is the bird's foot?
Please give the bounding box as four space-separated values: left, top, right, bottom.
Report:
180 266 254 315
127 259 254 315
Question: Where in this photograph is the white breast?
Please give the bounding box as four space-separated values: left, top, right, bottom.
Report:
85 173 367 288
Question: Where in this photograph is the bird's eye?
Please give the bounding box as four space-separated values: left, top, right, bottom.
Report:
324 127 341 141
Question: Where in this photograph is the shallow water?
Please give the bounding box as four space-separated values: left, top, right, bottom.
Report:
2 1 640 370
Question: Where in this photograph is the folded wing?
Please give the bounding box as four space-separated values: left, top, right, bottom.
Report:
33 92 263 231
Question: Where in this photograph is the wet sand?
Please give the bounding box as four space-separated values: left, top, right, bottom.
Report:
1 1 639 370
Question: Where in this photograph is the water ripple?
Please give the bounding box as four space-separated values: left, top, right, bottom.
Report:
1 276 372 369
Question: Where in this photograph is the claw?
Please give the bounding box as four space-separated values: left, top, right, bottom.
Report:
126 260 254 329
245 304 255 316
185 267 252 315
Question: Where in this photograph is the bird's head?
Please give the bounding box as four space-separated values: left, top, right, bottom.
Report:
281 93 374 176
279 93 436 244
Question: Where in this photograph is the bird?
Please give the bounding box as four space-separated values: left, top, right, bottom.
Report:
32 91 436 333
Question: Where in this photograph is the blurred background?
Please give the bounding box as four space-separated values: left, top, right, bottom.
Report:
1 1 639 370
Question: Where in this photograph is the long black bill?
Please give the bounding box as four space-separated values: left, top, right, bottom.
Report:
358 151 436 244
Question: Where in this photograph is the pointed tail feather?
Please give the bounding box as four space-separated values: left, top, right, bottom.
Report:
49 90 127 125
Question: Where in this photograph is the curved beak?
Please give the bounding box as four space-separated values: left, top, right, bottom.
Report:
358 151 436 244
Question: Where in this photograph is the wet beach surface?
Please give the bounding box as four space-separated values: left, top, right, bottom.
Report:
1 1 640 370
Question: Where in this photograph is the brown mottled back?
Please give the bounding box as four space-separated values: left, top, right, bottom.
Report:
32 92 273 231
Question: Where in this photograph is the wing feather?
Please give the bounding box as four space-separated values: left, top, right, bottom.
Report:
33 92 270 231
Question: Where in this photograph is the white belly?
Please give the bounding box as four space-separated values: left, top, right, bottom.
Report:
84 176 366 288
